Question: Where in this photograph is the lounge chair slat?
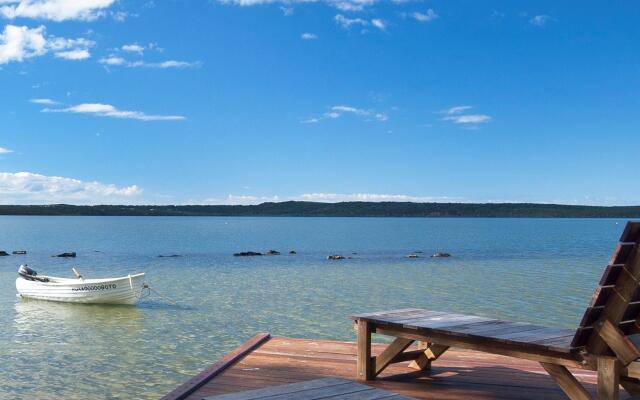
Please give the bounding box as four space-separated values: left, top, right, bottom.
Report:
351 309 431 320
401 315 493 330
496 328 575 343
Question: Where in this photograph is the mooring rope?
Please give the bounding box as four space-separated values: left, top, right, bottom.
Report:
140 282 180 306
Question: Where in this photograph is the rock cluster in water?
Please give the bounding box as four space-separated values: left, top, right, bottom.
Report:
0 251 9 256
234 251 264 257
431 252 451 258
54 252 76 258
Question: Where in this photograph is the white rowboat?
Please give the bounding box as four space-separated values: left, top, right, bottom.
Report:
16 265 146 305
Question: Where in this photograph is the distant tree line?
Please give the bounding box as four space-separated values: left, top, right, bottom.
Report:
1 201 640 217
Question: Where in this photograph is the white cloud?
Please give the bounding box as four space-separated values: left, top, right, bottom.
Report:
304 104 388 123
98 55 125 65
43 103 186 121
412 8 437 22
331 0 374 12
99 56 200 69
301 32 318 40
371 18 385 30
442 105 473 115
280 6 293 15
530 14 551 27
0 25 93 64
440 105 492 125
0 171 141 205
0 0 116 22
0 147 13 154
29 97 58 105
334 13 368 28
443 114 492 124
298 193 460 203
196 192 461 205
54 48 89 60
121 43 144 54
218 0 378 12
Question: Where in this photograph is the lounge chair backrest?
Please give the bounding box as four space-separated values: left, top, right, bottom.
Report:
571 221 640 353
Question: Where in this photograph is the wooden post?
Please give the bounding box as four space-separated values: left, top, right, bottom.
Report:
598 357 620 400
357 320 373 380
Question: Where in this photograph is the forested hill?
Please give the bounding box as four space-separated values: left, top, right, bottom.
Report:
1 202 640 217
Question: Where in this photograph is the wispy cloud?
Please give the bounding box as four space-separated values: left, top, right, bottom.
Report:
121 43 145 54
301 32 318 40
303 104 388 123
444 114 492 124
0 147 13 154
218 0 379 12
0 171 141 205
371 18 386 31
298 193 461 203
441 105 492 126
42 103 186 121
196 192 463 205
99 57 200 69
0 0 116 22
411 8 437 22
0 25 94 64
442 105 473 115
334 14 369 29
530 14 552 27
30 98 58 105
54 49 90 60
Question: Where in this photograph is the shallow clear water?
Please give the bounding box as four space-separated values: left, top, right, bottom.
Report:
0 217 629 399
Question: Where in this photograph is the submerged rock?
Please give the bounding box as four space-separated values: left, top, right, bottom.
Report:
55 252 76 258
406 254 419 258
289 250 297 255
234 251 263 257
158 254 181 258
0 251 9 256
266 250 281 256
12 250 27 255
431 252 451 258
327 254 346 260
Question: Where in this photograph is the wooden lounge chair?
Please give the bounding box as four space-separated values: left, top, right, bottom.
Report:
351 221 640 400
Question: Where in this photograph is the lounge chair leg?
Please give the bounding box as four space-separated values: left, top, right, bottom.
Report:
409 342 449 371
357 320 374 381
540 362 592 400
597 357 620 400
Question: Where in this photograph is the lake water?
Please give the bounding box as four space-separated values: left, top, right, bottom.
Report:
0 217 630 399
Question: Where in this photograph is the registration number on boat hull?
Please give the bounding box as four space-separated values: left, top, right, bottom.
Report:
71 284 117 292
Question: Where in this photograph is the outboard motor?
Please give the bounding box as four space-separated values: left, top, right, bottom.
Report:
18 265 49 282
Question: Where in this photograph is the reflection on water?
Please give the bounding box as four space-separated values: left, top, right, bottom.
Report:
0 217 629 399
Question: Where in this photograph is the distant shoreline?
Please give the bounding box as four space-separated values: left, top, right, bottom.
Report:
1 202 640 218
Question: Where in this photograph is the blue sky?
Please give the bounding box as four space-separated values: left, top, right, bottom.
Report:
1 1 639 205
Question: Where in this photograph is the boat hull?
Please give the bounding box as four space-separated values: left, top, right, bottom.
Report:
16 273 146 305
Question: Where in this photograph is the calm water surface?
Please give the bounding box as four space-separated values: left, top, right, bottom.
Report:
0 217 629 399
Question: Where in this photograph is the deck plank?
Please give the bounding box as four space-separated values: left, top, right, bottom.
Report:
177 336 614 400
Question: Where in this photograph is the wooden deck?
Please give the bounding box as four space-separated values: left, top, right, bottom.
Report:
161 334 634 400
